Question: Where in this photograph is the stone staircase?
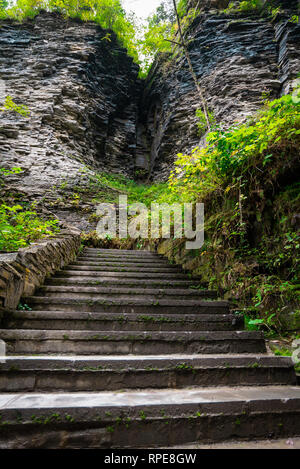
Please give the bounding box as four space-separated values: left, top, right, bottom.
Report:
0 248 299 448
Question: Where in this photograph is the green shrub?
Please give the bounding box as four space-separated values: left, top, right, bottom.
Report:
238 0 264 12
224 0 264 14
169 92 300 201
0 204 60 252
274 347 292 357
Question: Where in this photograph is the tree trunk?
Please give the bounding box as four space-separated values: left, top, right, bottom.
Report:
172 0 211 131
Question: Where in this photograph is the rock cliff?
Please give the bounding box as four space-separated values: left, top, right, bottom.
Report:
0 5 299 224
140 3 300 180
0 11 139 221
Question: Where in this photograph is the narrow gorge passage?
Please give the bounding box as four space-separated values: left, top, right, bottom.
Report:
0 248 298 448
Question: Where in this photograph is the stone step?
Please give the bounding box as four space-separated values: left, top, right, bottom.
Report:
173 438 300 450
0 330 266 355
73 261 180 269
5 311 242 332
0 355 296 393
46 277 198 289
66 264 183 273
56 270 190 279
0 386 299 448
36 286 218 300
77 256 168 264
83 249 159 256
24 297 230 314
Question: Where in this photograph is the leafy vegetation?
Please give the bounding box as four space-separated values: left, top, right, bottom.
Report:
84 170 170 207
223 0 264 14
0 95 30 117
139 0 200 76
0 167 22 186
0 203 60 252
0 0 8 17
196 108 216 136
139 4 175 75
273 347 292 357
168 93 300 200
0 169 60 252
162 90 299 334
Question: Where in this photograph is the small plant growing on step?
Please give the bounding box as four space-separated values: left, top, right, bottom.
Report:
17 303 32 311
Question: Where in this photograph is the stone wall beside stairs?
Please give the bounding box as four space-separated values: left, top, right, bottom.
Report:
0 230 81 312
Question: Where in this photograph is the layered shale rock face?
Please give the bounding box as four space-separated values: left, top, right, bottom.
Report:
0 11 139 199
1 5 299 207
140 3 300 181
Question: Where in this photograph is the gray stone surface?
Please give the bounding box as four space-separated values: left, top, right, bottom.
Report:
0 230 81 310
0 328 266 355
0 11 140 229
0 248 299 448
168 437 300 449
0 353 292 366
0 353 296 392
0 385 299 409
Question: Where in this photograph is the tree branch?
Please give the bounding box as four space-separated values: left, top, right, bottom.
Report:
164 38 182 46
171 0 211 131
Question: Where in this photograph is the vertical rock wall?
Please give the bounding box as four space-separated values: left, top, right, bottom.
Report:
0 11 140 198
140 3 300 181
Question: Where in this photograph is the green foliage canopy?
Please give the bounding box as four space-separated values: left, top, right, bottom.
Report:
1 0 140 63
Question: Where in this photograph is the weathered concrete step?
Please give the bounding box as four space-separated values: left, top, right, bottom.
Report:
46 277 198 289
24 297 230 314
0 354 293 370
73 262 180 270
56 270 190 279
5 311 242 332
0 386 299 448
173 438 300 449
0 330 266 355
77 256 168 264
37 286 218 300
66 264 183 273
83 249 159 256
0 355 296 392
